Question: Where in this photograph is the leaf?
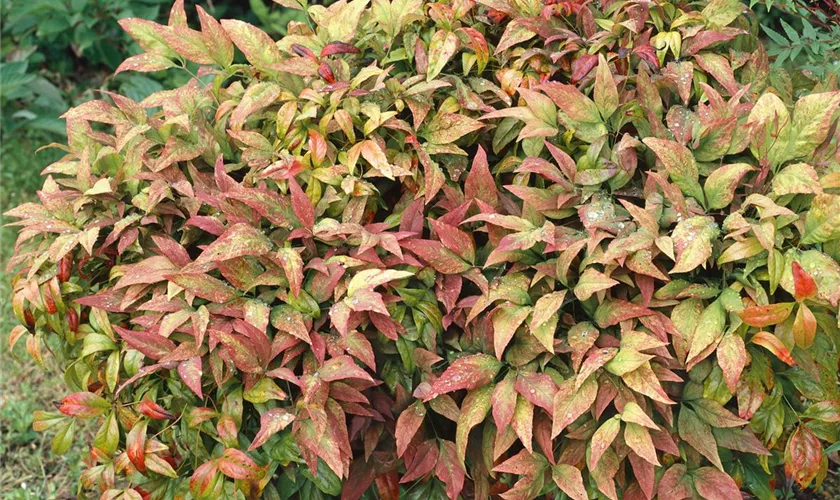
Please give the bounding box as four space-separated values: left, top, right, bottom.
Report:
593 300 654 328
538 82 606 142
750 331 795 365
218 448 261 480
492 305 531 359
455 385 492 465
772 163 822 196
803 194 840 244
319 355 374 382
589 417 621 470
692 467 742 500
192 223 272 268
116 53 176 74
574 268 618 301
785 425 823 488
791 261 818 302
623 363 675 404
620 402 658 429
552 464 587 500
671 216 719 273
530 291 566 330
678 406 723 470
716 333 746 393
686 300 725 368
127 420 148 473
552 377 598 437
435 440 465 500
230 82 282 130
691 399 748 427
703 163 754 210
594 54 619 119
605 348 654 377
221 20 282 72
491 375 517 432
702 0 744 26
781 250 840 307
426 30 459 81
792 303 817 348
402 239 471 274
396 401 426 457
347 269 413 296
788 92 840 160
196 5 234 67
801 401 840 423
248 408 295 450
739 302 794 328
643 138 704 204
624 422 659 466
58 392 110 418
423 354 502 401
423 113 483 144
464 146 499 206
115 327 177 360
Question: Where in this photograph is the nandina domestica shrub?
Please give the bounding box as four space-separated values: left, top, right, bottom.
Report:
6 0 840 498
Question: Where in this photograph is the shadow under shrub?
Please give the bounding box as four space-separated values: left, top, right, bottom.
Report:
5 0 840 499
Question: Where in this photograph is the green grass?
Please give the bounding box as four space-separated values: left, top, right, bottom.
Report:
0 130 87 499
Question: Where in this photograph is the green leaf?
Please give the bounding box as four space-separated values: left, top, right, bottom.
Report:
671 216 719 274
704 163 754 209
594 54 619 119
423 112 484 144
643 138 704 204
426 30 459 81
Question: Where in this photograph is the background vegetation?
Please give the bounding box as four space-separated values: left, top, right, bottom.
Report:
1 0 839 498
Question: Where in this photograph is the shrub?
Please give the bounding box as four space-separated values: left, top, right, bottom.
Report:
6 0 840 498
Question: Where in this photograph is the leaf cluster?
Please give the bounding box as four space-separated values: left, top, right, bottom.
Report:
6 0 840 499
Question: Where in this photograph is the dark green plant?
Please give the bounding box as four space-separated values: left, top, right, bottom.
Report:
751 0 840 77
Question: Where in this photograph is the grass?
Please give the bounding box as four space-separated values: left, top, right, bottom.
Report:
0 130 87 499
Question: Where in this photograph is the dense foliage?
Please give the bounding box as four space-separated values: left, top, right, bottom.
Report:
6 0 840 499
0 0 288 138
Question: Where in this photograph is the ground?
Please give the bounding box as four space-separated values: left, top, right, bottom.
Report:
0 132 86 499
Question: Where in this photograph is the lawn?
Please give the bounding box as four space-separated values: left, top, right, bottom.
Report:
0 131 87 499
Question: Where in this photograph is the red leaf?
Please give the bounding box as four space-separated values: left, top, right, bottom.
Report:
792 261 818 301
401 239 471 274
552 377 598 437
738 302 794 328
178 357 203 398
189 460 220 498
464 146 498 207
750 331 795 366
248 408 296 451
218 448 261 480
401 440 439 483
435 441 465 500
692 467 741 500
571 53 598 83
396 401 426 457
58 392 110 418
115 326 177 360
321 42 360 57
289 177 315 231
137 399 175 420
423 354 502 402
191 223 272 268
127 420 148 473
785 425 823 487
319 355 375 383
